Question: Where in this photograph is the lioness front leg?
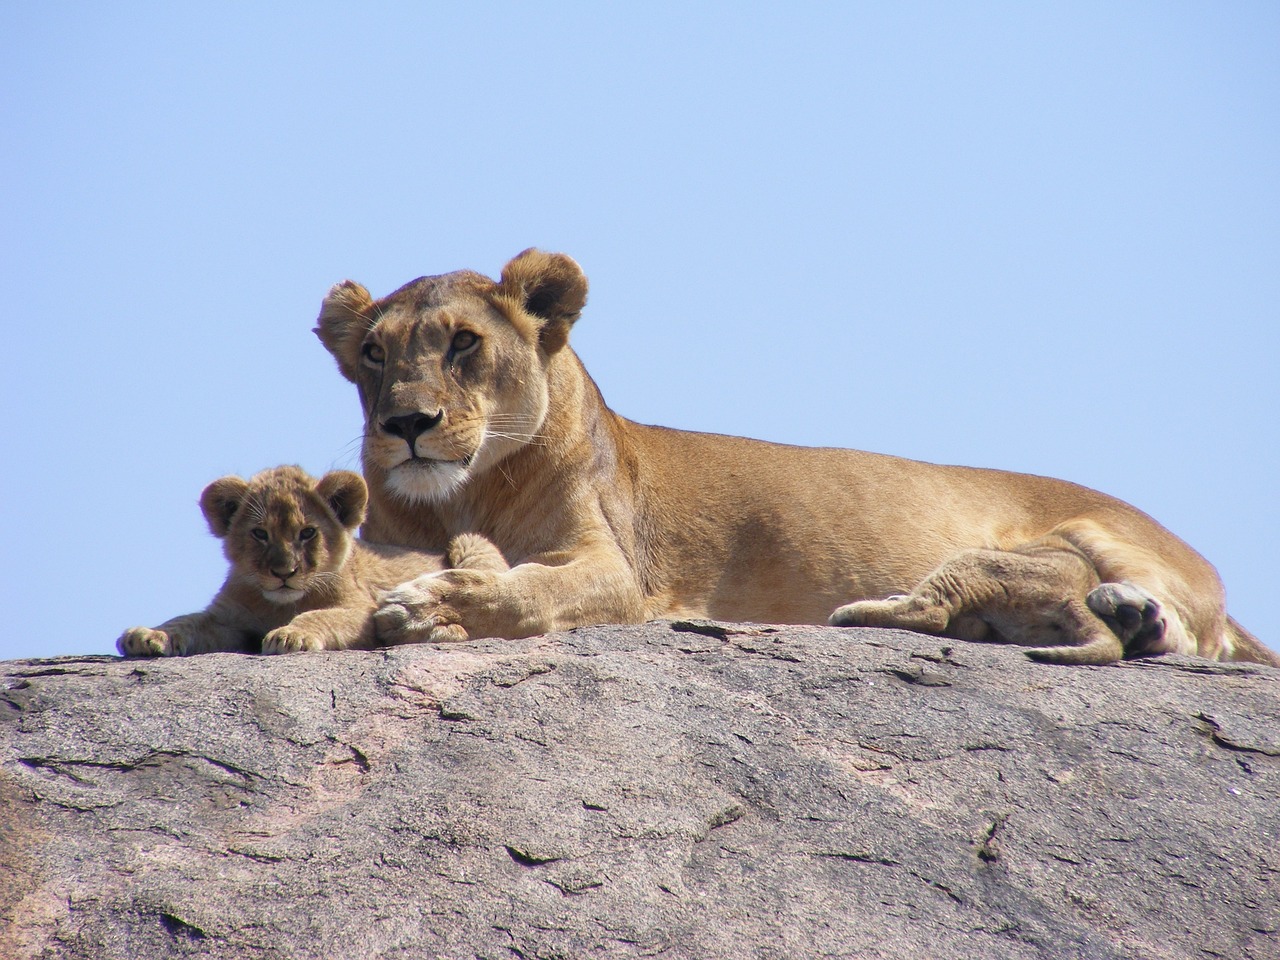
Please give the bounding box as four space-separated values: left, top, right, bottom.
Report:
829 541 1125 665
376 566 549 644
375 552 643 645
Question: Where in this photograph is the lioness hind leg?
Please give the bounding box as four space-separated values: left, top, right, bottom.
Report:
1086 581 1177 656
830 540 1127 663
1022 599 1124 665
829 595 952 634
829 549 1017 637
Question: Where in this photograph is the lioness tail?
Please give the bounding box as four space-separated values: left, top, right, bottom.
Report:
1224 616 1280 667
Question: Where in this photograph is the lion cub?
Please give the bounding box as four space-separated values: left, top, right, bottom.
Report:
117 465 507 657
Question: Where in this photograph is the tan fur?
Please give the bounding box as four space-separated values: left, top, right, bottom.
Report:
314 249 1277 666
117 466 507 657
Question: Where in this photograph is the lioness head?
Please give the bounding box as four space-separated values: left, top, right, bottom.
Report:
200 465 368 604
314 249 588 503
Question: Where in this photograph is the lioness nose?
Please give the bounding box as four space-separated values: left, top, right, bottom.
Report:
382 411 444 446
272 566 299 580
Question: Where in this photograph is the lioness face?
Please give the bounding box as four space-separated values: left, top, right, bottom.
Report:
315 250 589 504
358 288 550 503
201 467 367 604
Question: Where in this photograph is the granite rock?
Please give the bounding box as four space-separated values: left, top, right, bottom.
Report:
1 622 1277 959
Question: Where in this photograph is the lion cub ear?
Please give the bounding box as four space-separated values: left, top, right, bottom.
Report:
199 476 251 539
315 470 369 531
496 249 588 354
314 280 376 383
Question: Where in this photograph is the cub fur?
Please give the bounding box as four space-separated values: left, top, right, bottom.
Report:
314 250 1275 667
117 466 507 657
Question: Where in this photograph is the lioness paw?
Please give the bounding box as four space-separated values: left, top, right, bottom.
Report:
374 570 498 645
372 600 414 643
117 627 173 657
829 597 950 634
261 626 326 654
373 599 470 645
377 572 441 609
447 533 510 574
1087 581 1170 655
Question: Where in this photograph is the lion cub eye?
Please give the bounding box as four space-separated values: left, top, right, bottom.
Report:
450 330 479 354
298 527 317 542
251 528 269 543
362 342 386 365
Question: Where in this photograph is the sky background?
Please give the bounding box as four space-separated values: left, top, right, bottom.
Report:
2 3 1277 662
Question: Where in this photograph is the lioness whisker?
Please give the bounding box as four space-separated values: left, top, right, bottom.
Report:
486 432 549 447
496 460 517 489
334 436 367 464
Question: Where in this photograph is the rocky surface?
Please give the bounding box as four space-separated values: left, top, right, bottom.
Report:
1 621 1277 960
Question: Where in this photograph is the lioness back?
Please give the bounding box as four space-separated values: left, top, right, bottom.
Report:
622 423 1219 626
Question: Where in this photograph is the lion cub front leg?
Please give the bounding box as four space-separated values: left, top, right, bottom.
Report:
117 609 250 657
262 605 379 654
830 541 1125 665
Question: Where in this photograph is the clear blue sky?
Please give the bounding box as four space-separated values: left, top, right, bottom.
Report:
3 3 1277 661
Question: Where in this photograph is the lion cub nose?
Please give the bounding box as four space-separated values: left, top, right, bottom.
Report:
382 411 444 446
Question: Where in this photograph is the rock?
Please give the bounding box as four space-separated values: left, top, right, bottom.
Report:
1 622 1277 959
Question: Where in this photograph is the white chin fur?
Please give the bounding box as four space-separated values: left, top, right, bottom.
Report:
263 587 305 605
386 460 471 504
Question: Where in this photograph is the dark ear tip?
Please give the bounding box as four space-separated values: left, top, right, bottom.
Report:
198 476 248 538
323 279 372 302
315 281 375 383
500 249 589 322
316 470 369 529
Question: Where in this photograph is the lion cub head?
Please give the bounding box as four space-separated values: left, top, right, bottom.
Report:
200 465 368 605
313 249 588 504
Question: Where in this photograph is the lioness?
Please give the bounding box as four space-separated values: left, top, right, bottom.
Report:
117 466 506 657
314 249 1275 666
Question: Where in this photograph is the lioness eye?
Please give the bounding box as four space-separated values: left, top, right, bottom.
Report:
251 528 269 543
450 330 478 353
362 342 385 364
299 527 317 541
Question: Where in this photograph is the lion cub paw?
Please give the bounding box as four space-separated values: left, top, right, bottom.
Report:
1086 581 1169 655
117 627 176 657
261 626 326 655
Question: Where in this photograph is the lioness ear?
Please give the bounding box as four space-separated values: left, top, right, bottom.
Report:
314 280 375 383
199 477 251 539
315 470 368 531
495 249 588 354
